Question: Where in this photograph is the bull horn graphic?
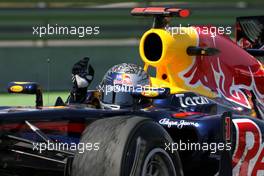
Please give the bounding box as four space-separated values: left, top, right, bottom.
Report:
132 7 264 109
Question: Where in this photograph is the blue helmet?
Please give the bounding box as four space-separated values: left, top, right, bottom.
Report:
98 63 151 109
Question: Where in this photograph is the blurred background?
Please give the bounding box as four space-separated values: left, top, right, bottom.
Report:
0 0 263 106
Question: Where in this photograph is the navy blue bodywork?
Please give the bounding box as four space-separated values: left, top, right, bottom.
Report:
0 93 260 176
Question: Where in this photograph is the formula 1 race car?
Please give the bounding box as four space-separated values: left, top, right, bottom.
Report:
0 7 264 176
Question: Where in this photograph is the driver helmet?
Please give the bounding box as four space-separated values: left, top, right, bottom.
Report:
98 63 151 110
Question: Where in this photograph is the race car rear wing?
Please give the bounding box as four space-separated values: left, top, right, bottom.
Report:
236 16 264 49
131 7 190 28
236 16 264 63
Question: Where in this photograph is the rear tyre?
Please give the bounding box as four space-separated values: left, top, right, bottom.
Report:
71 116 183 176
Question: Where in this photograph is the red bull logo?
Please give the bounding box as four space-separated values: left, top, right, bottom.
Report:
180 28 264 109
114 74 132 85
122 74 132 85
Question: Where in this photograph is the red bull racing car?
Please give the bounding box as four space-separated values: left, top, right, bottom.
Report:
0 7 264 176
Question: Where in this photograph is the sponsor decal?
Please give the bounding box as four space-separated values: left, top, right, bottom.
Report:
113 74 123 84
176 94 210 107
141 90 159 97
113 74 132 85
10 85 23 93
179 35 264 109
232 119 264 176
159 118 199 128
122 74 132 85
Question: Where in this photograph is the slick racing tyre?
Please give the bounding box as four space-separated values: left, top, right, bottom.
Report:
71 116 183 176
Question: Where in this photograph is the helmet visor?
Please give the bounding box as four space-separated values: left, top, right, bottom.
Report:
101 91 133 106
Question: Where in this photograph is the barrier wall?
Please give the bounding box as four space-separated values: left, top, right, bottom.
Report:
0 45 140 92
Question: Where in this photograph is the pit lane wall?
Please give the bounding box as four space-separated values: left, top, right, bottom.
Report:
0 45 140 92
